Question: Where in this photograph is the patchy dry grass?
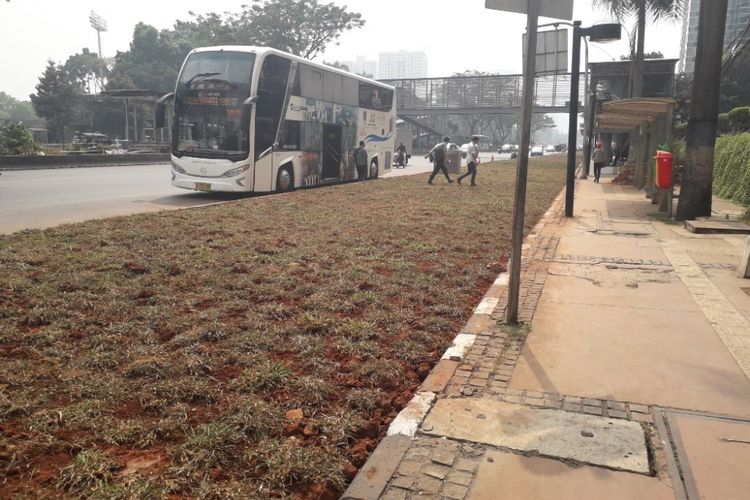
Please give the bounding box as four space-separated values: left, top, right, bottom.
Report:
0 158 564 498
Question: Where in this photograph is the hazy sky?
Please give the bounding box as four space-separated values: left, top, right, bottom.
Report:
0 0 683 101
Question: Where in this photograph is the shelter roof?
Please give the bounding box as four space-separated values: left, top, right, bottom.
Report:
596 98 677 132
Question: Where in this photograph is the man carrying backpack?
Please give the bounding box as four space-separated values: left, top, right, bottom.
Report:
354 141 368 181
425 136 454 185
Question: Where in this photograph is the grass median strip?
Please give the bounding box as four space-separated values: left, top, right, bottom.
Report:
0 158 564 498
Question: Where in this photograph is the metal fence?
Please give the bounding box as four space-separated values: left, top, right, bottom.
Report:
382 73 587 115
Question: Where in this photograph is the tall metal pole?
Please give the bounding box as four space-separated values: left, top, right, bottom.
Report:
582 38 591 178
97 30 102 59
565 22 582 218
507 0 540 325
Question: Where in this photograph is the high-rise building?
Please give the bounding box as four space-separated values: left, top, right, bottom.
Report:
680 0 750 74
340 56 378 77
377 50 429 79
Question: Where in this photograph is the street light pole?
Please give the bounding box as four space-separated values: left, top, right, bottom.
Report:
507 0 540 325
565 21 582 218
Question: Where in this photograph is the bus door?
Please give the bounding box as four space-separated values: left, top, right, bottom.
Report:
322 124 342 179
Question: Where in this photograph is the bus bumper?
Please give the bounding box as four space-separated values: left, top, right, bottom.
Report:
171 172 251 192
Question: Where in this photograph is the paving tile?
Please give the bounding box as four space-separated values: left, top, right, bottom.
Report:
416 476 442 494
583 405 603 416
447 470 474 486
608 409 628 419
442 483 470 499
454 457 479 473
382 487 409 500
629 403 649 414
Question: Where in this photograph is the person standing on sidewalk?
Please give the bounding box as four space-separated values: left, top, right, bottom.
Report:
425 136 454 185
592 142 606 183
354 141 368 181
458 136 480 186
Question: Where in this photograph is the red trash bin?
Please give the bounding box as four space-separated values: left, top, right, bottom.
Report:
654 150 673 189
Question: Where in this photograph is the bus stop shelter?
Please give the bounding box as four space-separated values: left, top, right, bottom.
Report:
595 98 677 211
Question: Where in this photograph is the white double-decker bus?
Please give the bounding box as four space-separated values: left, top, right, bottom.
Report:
159 46 396 193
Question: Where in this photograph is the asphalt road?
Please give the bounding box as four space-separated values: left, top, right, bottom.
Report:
0 153 510 235
0 164 244 235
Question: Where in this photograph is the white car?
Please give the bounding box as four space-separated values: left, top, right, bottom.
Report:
530 146 544 157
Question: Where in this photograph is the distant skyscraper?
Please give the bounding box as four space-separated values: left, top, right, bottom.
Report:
341 56 377 77
377 50 428 79
680 0 750 74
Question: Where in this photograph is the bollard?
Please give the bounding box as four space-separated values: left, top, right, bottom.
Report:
740 236 750 279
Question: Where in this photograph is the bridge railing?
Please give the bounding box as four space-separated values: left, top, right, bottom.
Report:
382 73 586 114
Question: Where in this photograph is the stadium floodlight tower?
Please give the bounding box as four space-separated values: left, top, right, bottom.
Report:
89 11 108 58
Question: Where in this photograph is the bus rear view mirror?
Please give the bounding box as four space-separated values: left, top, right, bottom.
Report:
155 92 174 128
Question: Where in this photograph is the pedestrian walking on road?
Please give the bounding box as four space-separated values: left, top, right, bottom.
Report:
458 136 480 186
354 141 368 181
426 136 454 185
592 142 606 183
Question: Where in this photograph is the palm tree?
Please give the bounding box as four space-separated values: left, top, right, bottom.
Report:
594 0 685 97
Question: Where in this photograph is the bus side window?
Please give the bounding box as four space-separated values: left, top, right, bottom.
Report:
359 84 372 109
255 55 291 159
300 65 323 100
342 77 358 107
277 121 301 151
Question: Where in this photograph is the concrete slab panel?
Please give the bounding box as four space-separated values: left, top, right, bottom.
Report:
469 451 674 500
556 233 667 261
672 414 750 500
510 299 750 417
542 266 699 313
422 398 649 474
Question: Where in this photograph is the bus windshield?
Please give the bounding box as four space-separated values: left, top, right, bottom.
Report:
173 51 256 159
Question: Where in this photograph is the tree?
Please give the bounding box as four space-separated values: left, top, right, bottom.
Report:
30 61 79 142
594 0 685 97
322 61 350 71
0 122 37 155
64 48 109 93
107 1 365 91
721 44 750 112
0 92 38 121
620 50 663 60
677 0 729 220
241 0 364 59
530 114 557 143
107 23 191 91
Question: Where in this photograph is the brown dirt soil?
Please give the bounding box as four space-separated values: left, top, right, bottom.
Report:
0 159 564 498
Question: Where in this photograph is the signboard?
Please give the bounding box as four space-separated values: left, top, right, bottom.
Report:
485 0 574 20
523 28 569 75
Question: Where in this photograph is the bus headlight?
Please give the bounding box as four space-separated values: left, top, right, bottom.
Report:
222 165 250 177
172 163 186 174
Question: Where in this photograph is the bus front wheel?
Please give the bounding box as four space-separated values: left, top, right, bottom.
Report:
277 164 294 192
369 160 379 180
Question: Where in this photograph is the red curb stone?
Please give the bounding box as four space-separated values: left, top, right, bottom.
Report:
420 360 459 393
343 435 412 500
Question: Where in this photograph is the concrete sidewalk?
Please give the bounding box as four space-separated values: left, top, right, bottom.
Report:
344 178 750 500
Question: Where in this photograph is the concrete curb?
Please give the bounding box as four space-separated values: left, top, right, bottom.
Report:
0 154 169 171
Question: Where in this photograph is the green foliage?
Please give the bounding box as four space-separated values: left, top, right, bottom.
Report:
29 61 79 142
107 23 192 91
106 0 365 91
712 133 750 206
728 107 750 132
64 48 109 92
0 92 38 121
721 44 750 112
0 122 37 155
718 113 731 134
